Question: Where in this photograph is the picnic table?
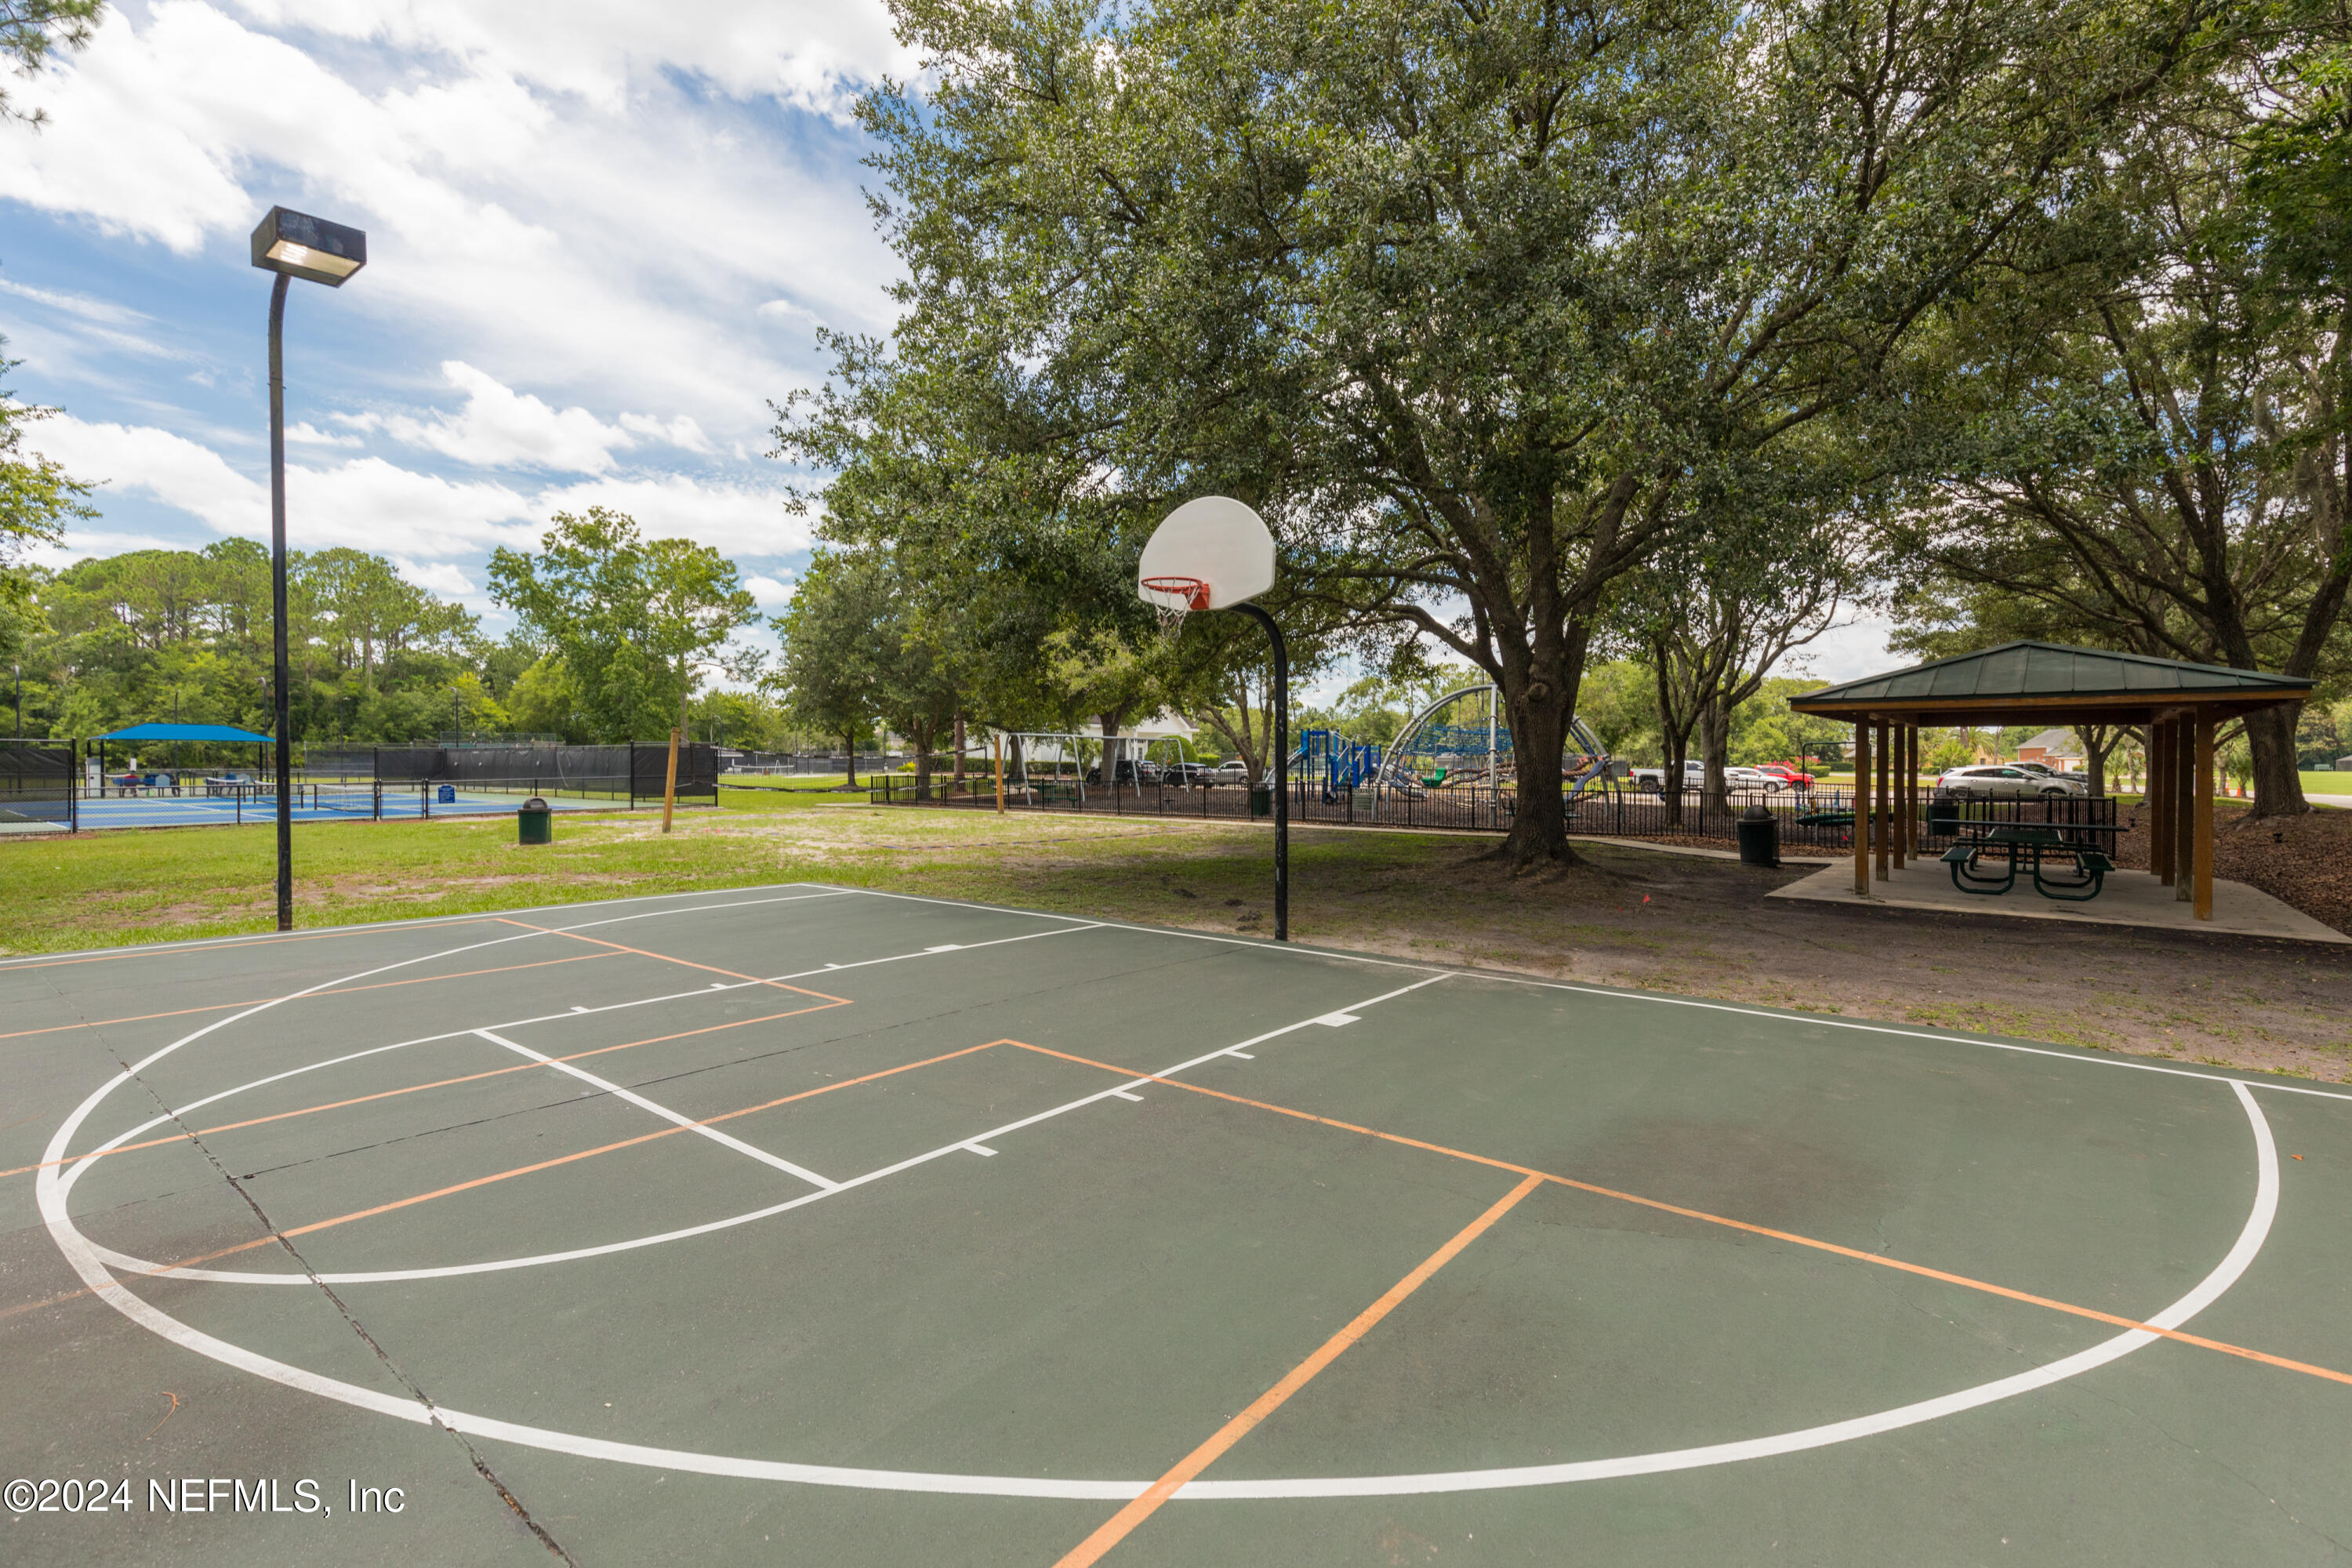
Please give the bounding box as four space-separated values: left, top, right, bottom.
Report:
1940 822 2126 902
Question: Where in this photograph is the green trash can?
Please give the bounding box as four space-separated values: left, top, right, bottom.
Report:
518 796 553 845
1249 782 1273 818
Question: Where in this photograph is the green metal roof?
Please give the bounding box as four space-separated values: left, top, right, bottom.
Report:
1791 641 2311 709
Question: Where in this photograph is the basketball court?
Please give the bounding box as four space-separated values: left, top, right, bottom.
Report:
5 883 2348 1565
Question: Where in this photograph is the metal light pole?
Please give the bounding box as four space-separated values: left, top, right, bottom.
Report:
252 206 366 931
1229 603 1289 940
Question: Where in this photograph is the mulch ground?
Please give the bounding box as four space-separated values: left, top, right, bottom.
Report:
2096 798 2352 936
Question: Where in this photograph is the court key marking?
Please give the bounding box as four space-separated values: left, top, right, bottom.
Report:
26 896 2321 1507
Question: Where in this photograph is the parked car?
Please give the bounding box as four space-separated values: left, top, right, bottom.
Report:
1161 761 1214 786
1934 764 2086 800
1084 759 1163 786
1756 763 1815 789
1629 760 1786 793
1207 760 1252 786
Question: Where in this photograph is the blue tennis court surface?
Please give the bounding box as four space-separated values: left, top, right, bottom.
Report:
25 790 621 833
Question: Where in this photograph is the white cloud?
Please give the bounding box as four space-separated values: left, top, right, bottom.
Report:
24 415 263 531
389 555 477 596
535 473 809 558
743 572 795 607
0 2 906 443
372 361 627 473
27 413 803 569
285 421 360 447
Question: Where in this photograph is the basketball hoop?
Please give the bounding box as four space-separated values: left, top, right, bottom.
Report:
1140 575 1210 641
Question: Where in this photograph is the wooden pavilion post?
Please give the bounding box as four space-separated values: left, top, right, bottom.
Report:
2183 719 2201 926
1874 718 1891 882
1852 719 1870 895
2172 713 2194 903
1893 723 1911 871
2150 719 2172 885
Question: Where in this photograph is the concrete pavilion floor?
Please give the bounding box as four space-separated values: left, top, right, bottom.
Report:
1767 860 2348 944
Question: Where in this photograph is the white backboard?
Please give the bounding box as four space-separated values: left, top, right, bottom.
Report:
1138 496 1276 611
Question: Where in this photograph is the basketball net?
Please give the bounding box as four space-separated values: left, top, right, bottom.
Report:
1140 575 1210 644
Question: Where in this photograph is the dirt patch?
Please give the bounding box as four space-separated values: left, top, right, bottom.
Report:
909 821 2352 1082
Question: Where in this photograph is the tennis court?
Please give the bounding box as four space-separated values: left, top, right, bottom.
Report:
37 788 621 833
4 886 2346 1565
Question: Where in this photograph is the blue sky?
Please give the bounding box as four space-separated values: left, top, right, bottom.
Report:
0 1 1896 688
0 0 916 663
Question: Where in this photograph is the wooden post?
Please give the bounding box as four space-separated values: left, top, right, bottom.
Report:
2172 714 2194 902
1873 719 1890 882
1892 723 1908 871
2155 717 2173 888
993 731 1005 814
2183 714 2201 921
661 727 680 833
1852 720 1870 895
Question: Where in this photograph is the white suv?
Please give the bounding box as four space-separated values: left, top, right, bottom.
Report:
1935 764 2086 800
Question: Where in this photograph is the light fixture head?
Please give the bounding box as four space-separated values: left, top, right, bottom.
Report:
250 206 367 286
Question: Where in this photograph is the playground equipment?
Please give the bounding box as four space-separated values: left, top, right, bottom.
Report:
1367 684 1616 829
1294 728 1384 800
996 730 1203 804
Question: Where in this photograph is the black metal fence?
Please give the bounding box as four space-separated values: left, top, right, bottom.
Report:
866 773 2123 854
0 740 76 829
301 743 719 807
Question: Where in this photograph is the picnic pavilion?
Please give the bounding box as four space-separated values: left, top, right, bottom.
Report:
1788 641 2314 921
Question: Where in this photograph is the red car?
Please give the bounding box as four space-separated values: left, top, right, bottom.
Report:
1756 764 1815 789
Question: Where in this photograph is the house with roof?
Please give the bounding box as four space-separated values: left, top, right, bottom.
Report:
2014 727 2084 770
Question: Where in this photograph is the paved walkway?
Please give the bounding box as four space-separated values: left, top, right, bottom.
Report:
1768 862 2347 943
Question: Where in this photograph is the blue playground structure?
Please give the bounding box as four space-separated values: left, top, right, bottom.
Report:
1293 728 1385 800
1365 684 1617 828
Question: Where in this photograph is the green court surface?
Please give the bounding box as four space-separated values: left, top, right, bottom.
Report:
3 886 2346 1566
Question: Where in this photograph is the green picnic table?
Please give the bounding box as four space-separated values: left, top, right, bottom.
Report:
1940 822 2124 902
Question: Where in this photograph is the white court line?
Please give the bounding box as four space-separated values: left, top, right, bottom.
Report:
0 882 846 969
474 1029 838 1191
59 917 1104 1174
841 887 2352 1105
90 972 1457 1286
38 926 2290 1503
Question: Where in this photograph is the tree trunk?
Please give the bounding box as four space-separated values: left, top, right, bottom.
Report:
1697 702 1733 815
2243 703 2307 817
2082 724 2112 800
913 718 935 800
1098 711 1123 793
843 728 858 787
953 713 966 783
1494 624 1591 866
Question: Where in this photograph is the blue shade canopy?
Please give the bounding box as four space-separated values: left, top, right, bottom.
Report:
93 723 275 743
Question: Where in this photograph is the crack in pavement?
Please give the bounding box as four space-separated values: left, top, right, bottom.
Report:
40 967 579 1565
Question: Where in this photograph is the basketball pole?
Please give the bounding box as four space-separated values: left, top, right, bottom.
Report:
267 271 295 933
1229 603 1288 941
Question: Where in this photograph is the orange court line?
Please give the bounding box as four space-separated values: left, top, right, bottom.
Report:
1054 1174 1545 1567
0 951 615 1044
132 1040 1001 1274
493 916 851 1005
0 920 501 973
1007 1040 2352 1395
0 996 853 1181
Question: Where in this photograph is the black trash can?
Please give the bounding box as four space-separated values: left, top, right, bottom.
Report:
518 796 553 846
1736 804 1779 868
1928 789 1959 836
1249 782 1273 819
